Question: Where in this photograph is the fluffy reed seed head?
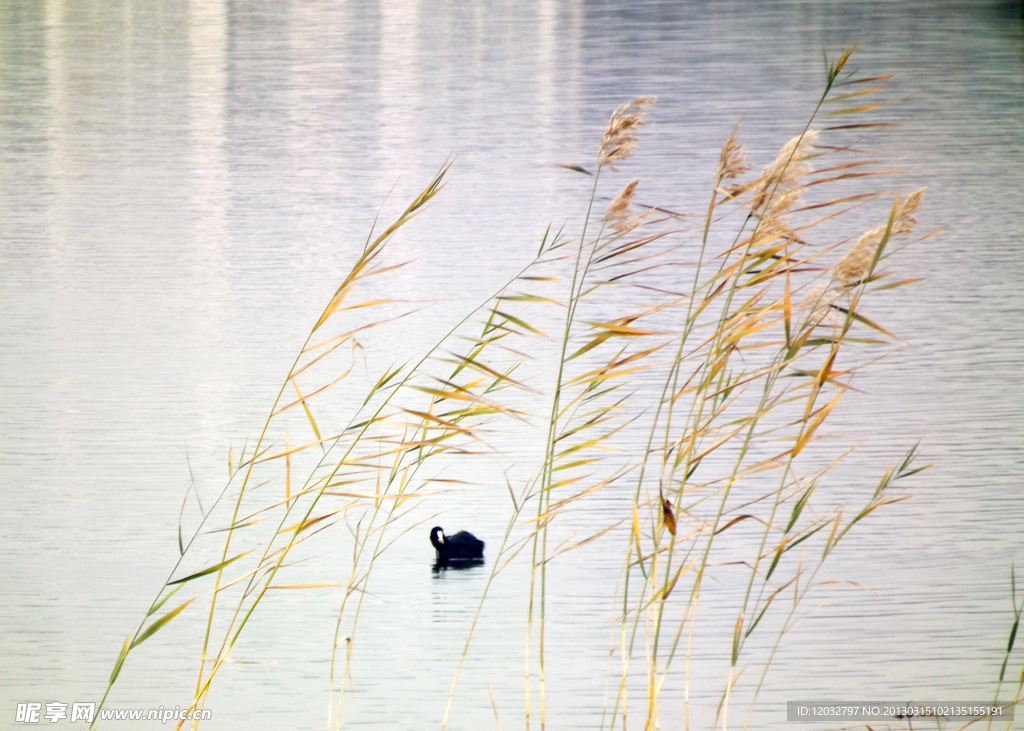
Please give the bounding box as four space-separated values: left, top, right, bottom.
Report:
718 126 750 183
834 226 885 286
752 130 819 210
893 187 926 236
605 179 643 233
752 215 792 248
598 96 657 167
834 188 927 286
751 171 805 253
798 281 842 328
767 187 803 217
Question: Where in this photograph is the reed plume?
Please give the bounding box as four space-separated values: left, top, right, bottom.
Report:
598 95 657 167
752 129 819 211
835 187 927 285
718 126 749 182
894 187 926 236
834 226 886 286
604 179 642 232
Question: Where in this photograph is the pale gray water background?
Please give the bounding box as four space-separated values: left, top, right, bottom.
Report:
1 1 1023 729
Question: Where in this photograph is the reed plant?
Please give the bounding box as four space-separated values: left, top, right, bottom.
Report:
94 46 1016 731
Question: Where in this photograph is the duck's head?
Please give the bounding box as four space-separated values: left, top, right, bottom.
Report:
430 526 445 549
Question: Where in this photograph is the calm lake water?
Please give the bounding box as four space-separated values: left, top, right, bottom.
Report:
2 1 1023 729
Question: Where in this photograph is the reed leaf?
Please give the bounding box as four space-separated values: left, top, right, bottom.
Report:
130 599 195 649
168 553 250 586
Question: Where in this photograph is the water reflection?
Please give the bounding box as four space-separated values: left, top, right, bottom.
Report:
432 558 486 575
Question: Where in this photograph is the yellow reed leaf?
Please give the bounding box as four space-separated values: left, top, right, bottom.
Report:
793 392 843 458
